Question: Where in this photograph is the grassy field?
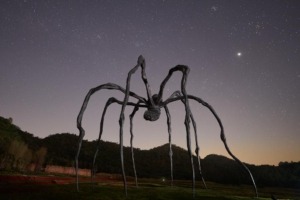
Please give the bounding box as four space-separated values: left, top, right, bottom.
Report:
0 175 299 200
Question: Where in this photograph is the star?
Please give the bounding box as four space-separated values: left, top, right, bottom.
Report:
211 6 218 12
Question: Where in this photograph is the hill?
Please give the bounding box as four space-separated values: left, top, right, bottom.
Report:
0 116 300 188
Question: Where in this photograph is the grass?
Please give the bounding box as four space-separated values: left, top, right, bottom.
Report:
0 176 299 200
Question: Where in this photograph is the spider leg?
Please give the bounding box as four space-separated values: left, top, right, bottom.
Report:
118 55 147 196
190 95 258 197
157 65 196 196
138 56 155 106
163 95 258 197
92 98 145 185
129 101 142 187
164 105 173 186
170 91 207 188
91 97 121 182
189 111 207 189
75 83 146 191
185 117 197 196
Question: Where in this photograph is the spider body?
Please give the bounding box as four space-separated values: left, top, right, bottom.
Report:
75 55 258 197
143 106 161 121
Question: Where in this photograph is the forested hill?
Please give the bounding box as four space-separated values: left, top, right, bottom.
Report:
0 116 300 188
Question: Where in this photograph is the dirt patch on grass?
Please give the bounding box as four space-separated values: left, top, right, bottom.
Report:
0 173 124 185
0 174 75 185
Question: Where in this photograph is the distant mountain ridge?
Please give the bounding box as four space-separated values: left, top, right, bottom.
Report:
1 116 300 188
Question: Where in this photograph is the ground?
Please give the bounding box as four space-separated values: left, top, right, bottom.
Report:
0 174 299 200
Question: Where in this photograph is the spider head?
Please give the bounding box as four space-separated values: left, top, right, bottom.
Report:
152 94 160 104
143 107 161 121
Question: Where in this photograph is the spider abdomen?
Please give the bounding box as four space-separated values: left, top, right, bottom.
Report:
143 107 161 121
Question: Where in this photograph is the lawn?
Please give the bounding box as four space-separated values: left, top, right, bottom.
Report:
0 175 299 200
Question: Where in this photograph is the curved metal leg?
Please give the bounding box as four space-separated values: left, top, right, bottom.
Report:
91 97 118 183
75 83 144 192
180 67 196 197
163 94 258 197
190 112 207 189
190 95 258 197
118 55 145 196
176 92 207 189
164 106 173 186
157 65 196 196
118 113 127 196
129 102 141 187
75 131 85 191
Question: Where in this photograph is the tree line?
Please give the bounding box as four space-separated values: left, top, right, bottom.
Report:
0 116 299 188
0 116 47 171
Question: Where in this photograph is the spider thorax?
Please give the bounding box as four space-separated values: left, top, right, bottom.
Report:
143 107 161 121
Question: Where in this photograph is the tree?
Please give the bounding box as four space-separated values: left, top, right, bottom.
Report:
8 117 13 124
33 147 47 171
6 139 32 170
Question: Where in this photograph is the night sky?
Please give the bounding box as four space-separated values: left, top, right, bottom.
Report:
1 0 299 165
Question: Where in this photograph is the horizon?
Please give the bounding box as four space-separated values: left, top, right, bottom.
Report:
2 115 298 167
1 1 299 167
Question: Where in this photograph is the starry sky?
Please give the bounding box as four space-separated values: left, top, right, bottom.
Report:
1 0 299 166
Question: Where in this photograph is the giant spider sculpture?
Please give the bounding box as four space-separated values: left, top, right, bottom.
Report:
75 55 258 197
